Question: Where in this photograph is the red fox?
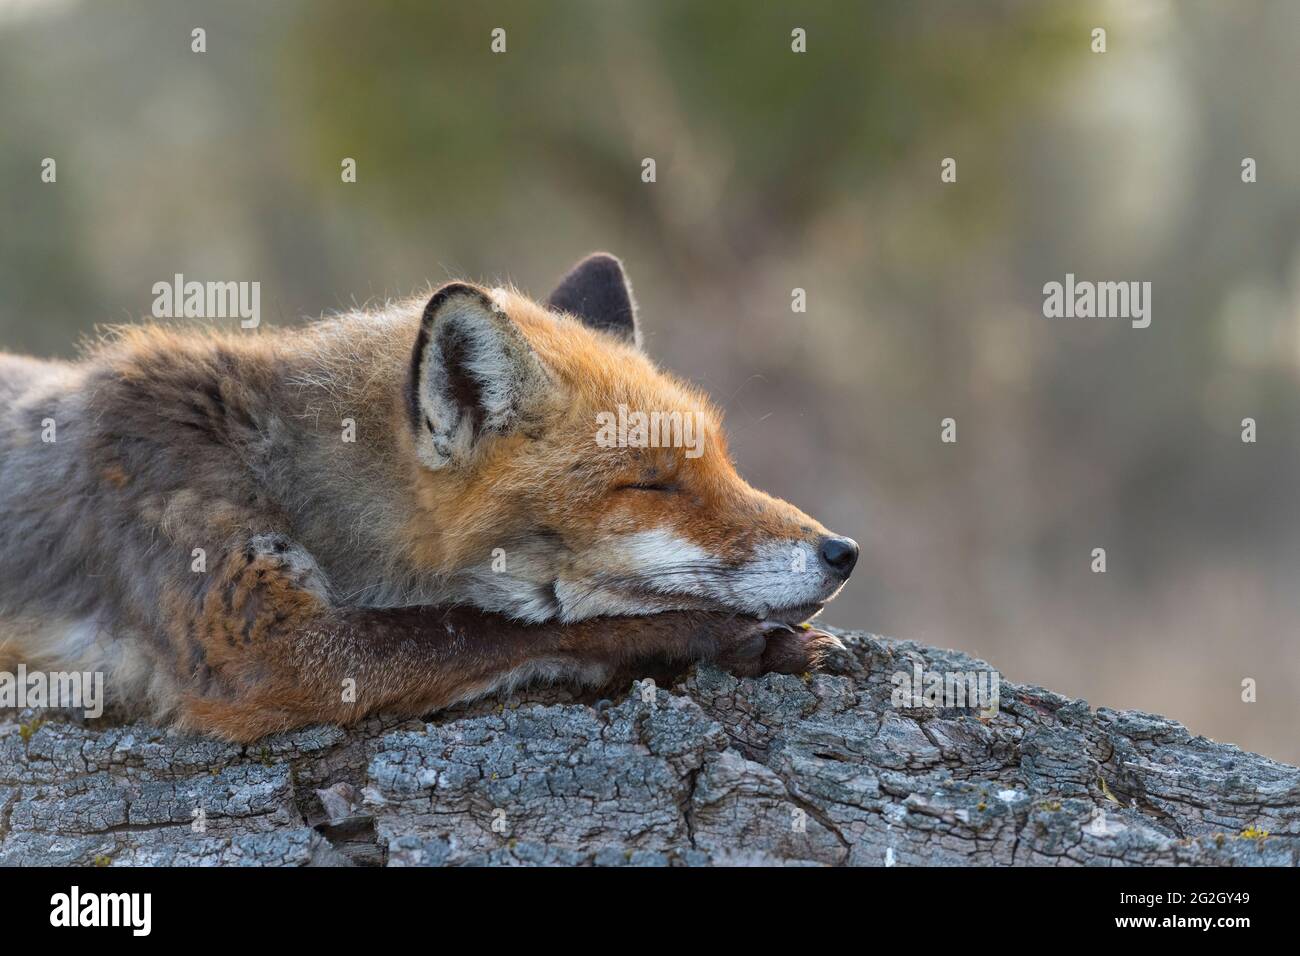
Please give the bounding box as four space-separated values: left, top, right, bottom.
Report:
0 254 858 741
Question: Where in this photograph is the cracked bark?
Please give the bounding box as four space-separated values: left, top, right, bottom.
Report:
0 630 1295 866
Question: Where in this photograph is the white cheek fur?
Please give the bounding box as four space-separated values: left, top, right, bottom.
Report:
426 525 841 623
549 526 840 621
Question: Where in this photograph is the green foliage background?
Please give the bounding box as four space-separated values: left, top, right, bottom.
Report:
2 0 1298 761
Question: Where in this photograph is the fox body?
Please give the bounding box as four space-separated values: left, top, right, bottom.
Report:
0 254 858 740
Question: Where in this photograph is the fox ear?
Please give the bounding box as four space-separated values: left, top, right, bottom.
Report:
407 283 549 469
546 252 641 348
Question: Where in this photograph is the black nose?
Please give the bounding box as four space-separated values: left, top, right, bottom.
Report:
819 536 859 578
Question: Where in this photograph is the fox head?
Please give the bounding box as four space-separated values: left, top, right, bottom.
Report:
400 253 858 625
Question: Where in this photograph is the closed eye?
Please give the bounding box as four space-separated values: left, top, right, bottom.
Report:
616 482 678 493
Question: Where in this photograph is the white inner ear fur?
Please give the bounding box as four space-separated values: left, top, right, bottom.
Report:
416 293 545 469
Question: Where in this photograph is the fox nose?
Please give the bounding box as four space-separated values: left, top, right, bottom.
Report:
819 536 859 579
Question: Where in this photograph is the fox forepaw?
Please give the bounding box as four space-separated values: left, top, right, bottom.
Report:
758 623 845 675
712 620 845 678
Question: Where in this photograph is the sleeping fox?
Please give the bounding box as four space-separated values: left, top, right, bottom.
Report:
0 253 858 741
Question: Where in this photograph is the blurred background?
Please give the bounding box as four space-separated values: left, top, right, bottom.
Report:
2 0 1297 762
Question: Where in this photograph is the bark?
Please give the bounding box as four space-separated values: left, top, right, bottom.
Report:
1 630 1295 866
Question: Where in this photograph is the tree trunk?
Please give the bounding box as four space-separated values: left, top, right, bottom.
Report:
1 629 1295 866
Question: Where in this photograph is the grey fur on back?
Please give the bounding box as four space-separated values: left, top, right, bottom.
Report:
0 304 445 713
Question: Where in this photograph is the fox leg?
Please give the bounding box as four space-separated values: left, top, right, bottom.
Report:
169 533 836 742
